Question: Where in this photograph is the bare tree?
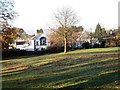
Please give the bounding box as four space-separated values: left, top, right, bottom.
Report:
51 7 79 53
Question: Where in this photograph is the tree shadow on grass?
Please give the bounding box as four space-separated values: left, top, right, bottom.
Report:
3 68 119 89
3 57 119 88
62 71 120 89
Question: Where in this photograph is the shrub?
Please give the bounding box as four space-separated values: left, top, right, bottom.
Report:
100 41 106 48
94 43 100 48
47 44 64 53
82 42 90 49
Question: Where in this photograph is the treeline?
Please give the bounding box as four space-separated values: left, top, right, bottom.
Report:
0 0 120 53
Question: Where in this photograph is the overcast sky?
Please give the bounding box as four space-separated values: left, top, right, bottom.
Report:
13 0 119 34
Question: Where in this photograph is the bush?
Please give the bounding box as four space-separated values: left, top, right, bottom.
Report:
47 45 64 53
82 42 90 49
100 41 106 48
93 43 99 48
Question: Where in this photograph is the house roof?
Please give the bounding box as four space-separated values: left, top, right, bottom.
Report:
32 33 46 40
80 30 90 38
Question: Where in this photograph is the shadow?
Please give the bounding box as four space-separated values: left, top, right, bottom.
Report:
2 47 119 60
2 50 53 60
4 65 118 89
2 56 119 88
62 71 120 89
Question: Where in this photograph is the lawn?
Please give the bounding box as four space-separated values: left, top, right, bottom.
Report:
1 47 120 89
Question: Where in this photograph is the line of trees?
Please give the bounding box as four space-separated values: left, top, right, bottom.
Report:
1 0 119 52
94 23 108 40
49 7 120 52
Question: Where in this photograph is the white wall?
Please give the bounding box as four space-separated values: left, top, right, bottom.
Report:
26 40 35 51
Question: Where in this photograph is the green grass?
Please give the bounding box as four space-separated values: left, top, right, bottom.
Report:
2 47 120 89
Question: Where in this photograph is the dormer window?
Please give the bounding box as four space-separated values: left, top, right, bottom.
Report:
40 37 46 45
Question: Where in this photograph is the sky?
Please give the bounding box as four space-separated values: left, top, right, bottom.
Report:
13 0 119 35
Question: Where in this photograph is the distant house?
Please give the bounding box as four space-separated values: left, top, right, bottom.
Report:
26 33 50 51
76 30 91 48
9 34 34 50
12 33 50 51
103 29 118 47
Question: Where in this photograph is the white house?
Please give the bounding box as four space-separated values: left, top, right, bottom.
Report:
76 30 99 48
76 30 90 48
15 33 50 51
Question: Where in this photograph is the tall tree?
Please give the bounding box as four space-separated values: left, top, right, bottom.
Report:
2 27 17 50
51 7 79 53
49 26 83 51
94 23 103 40
0 0 18 50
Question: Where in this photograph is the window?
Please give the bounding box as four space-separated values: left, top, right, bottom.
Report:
16 41 26 45
40 37 46 45
36 41 39 45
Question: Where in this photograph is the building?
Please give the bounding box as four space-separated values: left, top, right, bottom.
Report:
13 33 50 51
26 33 50 51
76 30 91 48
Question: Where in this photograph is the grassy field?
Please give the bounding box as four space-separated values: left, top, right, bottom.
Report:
1 47 120 89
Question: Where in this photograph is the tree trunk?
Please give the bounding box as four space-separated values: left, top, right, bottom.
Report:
64 33 67 53
64 37 67 53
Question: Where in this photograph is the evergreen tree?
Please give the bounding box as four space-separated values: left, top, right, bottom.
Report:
102 28 107 38
94 23 103 40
